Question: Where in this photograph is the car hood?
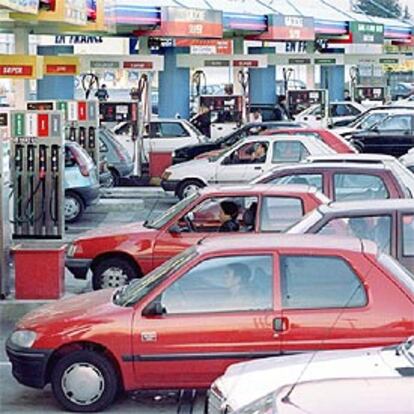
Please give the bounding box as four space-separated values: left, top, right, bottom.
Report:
175 142 217 154
168 157 213 175
75 221 155 241
215 347 399 411
17 289 116 329
334 126 355 136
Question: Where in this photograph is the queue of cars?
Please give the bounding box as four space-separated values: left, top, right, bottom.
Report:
7 102 414 412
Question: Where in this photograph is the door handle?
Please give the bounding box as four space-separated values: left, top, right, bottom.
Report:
273 317 288 332
254 166 263 170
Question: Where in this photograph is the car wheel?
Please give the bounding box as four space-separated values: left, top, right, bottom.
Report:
92 257 137 290
65 192 85 223
108 168 120 187
51 350 118 412
351 140 364 153
177 179 205 200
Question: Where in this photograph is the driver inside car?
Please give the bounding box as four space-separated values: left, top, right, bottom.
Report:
219 200 240 232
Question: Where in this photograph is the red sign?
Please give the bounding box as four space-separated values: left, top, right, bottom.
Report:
45 64 77 74
78 101 87 121
123 61 153 69
37 114 49 137
0 65 33 77
233 60 259 68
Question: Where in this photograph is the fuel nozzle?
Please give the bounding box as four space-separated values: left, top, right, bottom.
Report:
39 145 47 179
79 127 86 147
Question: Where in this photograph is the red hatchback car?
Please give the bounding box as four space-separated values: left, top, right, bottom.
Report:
66 184 327 289
7 235 414 412
264 128 357 154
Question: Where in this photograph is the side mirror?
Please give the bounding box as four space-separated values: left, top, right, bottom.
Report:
142 300 165 317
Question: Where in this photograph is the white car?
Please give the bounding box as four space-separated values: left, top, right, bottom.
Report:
334 107 412 138
295 101 365 128
207 337 414 413
111 118 207 160
161 135 335 199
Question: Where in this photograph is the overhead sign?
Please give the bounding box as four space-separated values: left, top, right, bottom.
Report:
0 0 39 14
252 15 315 41
350 22 384 44
82 55 164 72
178 54 267 69
0 55 42 79
55 35 103 44
43 56 80 76
176 39 232 55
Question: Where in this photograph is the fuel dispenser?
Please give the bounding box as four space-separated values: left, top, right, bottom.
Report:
353 85 386 104
9 110 64 240
0 111 11 298
27 100 100 164
196 95 244 140
99 101 142 174
287 89 329 121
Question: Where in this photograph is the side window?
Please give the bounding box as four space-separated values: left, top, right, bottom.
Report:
346 104 362 116
175 196 258 233
402 214 414 256
160 255 273 313
159 123 189 138
380 115 411 132
226 141 268 165
280 255 367 309
272 141 310 163
318 215 392 253
270 173 323 191
333 173 389 201
260 197 303 232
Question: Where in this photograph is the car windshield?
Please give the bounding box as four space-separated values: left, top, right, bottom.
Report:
358 112 388 129
378 253 414 297
144 193 198 229
287 208 324 233
114 247 198 307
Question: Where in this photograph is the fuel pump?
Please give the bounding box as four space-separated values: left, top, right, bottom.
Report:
282 67 294 95
349 66 360 101
82 72 100 100
0 111 11 298
9 110 64 239
237 69 249 123
27 100 100 164
287 89 329 125
353 85 386 105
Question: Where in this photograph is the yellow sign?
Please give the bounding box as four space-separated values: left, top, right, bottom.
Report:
43 56 80 76
0 55 43 79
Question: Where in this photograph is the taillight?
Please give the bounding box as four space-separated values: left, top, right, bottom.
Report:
71 148 90 177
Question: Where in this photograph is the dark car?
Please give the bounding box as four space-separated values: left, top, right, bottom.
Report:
172 121 304 164
288 198 414 273
391 82 414 101
350 110 414 157
254 160 414 201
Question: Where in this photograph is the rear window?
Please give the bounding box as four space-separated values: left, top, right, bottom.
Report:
69 143 94 167
378 253 414 295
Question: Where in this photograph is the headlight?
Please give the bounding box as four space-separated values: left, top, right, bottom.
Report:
9 330 37 348
66 243 78 257
237 392 276 414
161 171 172 180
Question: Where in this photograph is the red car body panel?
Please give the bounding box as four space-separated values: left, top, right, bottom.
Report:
264 128 357 154
71 185 325 276
16 235 414 391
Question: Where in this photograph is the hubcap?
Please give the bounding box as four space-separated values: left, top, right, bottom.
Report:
61 362 105 406
100 267 129 288
65 197 80 220
183 184 199 198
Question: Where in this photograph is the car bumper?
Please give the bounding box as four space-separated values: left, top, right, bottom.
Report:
6 339 52 389
161 179 180 193
66 257 93 279
100 171 112 186
72 184 100 207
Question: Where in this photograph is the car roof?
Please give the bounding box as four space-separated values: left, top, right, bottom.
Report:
246 134 321 143
307 154 396 163
201 184 319 196
197 234 376 256
268 162 388 173
319 198 414 215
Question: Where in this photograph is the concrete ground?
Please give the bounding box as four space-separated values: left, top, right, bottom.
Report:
0 188 208 413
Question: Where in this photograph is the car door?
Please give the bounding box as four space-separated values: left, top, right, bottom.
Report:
277 252 382 352
214 140 269 183
152 195 258 268
148 121 192 153
133 253 281 388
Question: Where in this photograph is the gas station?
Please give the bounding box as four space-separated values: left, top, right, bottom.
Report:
0 0 414 412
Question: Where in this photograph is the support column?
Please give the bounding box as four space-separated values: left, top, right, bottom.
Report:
37 45 74 100
158 47 189 119
306 64 315 89
321 65 345 101
13 28 30 109
233 37 244 95
248 47 276 105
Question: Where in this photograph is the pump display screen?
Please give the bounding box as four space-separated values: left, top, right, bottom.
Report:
99 102 138 123
355 86 385 101
288 89 326 116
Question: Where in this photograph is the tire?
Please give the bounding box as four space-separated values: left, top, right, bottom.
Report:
65 191 85 224
108 168 120 187
92 257 138 290
351 140 364 153
51 350 118 412
177 179 205 200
